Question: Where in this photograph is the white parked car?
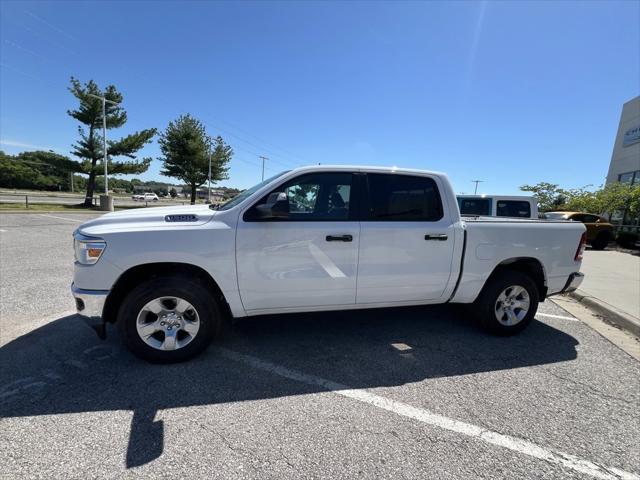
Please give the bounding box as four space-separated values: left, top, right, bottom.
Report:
72 165 585 362
132 193 159 202
457 195 539 219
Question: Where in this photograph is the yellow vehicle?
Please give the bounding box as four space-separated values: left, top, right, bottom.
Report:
544 212 614 250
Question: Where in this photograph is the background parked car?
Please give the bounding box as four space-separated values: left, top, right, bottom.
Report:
132 193 159 202
544 212 614 250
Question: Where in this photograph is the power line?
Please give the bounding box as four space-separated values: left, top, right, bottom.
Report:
202 115 307 165
200 118 303 169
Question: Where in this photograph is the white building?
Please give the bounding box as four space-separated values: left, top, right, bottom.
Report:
606 96 640 185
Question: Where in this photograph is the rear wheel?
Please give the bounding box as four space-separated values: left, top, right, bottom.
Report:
117 275 221 363
475 270 539 335
590 232 610 250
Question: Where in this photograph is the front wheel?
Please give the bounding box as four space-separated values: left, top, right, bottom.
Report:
474 270 539 335
117 275 221 363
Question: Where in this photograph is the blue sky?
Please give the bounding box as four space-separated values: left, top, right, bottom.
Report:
1 0 638 192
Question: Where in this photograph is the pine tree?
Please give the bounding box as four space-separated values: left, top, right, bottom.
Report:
159 115 232 205
67 77 156 206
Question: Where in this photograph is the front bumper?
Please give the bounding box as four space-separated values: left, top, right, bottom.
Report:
560 272 584 294
71 283 109 339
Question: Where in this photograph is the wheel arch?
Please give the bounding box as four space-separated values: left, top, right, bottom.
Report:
102 262 232 324
483 257 547 301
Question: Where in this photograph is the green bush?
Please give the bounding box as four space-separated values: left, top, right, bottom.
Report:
616 232 639 249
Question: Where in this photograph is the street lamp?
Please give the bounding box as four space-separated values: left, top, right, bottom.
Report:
208 151 212 204
86 93 119 195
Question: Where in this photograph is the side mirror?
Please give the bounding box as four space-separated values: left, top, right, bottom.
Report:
255 192 289 219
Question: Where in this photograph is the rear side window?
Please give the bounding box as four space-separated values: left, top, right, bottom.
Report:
496 200 531 218
365 173 443 221
458 198 491 216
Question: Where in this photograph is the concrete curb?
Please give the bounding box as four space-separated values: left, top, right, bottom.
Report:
568 289 640 338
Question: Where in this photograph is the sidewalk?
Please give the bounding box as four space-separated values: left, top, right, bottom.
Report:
570 249 640 337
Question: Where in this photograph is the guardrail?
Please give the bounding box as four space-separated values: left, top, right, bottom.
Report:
613 224 640 234
0 192 197 209
0 192 98 208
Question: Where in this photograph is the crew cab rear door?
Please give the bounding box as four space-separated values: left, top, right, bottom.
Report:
236 172 360 312
356 172 457 304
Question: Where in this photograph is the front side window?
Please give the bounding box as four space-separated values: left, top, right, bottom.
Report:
496 200 531 218
218 171 290 211
246 172 353 221
365 174 443 221
458 198 491 216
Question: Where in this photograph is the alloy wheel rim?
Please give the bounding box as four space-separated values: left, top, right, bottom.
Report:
494 285 530 326
136 296 200 351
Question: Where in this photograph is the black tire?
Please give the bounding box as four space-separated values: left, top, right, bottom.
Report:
474 270 539 336
117 275 221 363
590 232 610 250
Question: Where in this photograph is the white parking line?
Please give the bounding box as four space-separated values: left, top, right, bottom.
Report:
38 214 83 223
537 312 580 322
220 348 639 480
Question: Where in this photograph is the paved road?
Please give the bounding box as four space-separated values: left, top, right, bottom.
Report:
1 213 639 479
0 193 189 207
579 249 640 320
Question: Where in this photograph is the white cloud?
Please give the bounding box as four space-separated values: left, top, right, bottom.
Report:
0 139 65 153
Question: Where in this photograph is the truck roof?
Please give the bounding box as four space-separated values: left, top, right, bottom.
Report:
288 164 447 177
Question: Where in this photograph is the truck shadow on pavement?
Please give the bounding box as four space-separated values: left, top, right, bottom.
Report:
0 304 578 469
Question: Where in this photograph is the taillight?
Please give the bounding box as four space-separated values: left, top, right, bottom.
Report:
575 232 587 261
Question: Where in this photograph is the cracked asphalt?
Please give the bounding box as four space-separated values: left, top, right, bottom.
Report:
1 213 639 479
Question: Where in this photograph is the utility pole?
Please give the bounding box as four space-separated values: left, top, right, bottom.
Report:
259 155 268 181
472 180 484 194
86 93 119 194
208 151 212 203
70 172 74 193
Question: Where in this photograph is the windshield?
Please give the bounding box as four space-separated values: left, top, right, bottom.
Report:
544 212 569 220
217 171 290 211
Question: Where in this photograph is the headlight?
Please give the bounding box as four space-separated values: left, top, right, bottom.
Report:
74 232 106 265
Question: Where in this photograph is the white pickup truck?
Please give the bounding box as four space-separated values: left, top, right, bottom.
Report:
72 166 586 362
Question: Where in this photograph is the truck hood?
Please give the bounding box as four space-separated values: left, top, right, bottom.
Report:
77 204 217 236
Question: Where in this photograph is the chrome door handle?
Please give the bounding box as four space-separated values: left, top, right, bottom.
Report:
424 234 448 241
326 235 353 242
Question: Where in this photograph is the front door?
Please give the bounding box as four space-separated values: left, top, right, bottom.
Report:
236 172 360 312
356 173 456 304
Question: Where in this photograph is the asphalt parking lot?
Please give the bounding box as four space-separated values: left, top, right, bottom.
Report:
1 213 639 479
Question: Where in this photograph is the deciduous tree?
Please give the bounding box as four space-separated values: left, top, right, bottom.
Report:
520 182 567 212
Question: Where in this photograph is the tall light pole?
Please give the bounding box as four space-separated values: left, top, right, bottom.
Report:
259 155 268 181
86 93 119 194
208 151 212 203
472 179 484 194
